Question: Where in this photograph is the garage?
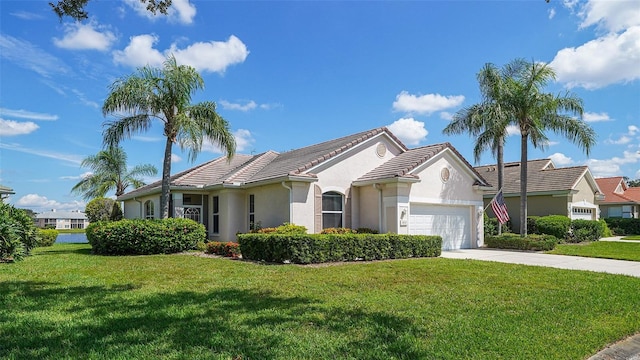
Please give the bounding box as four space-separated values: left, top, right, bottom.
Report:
409 204 472 250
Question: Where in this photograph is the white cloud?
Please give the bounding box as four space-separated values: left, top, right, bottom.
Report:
0 35 70 77
549 152 573 166
605 135 631 145
10 11 44 20
113 34 165 68
53 22 116 51
15 194 85 212
0 143 83 165
0 119 39 136
548 8 556 20
220 100 257 112
171 153 182 163
392 91 464 115
134 135 163 142
71 89 100 108
201 128 254 153
123 0 196 24
440 112 454 121
387 118 428 146
60 172 92 180
506 125 520 137
578 0 640 33
586 150 640 177
583 112 612 122
113 34 249 74
0 107 58 121
628 125 639 136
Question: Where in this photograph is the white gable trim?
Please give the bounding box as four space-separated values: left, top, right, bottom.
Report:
409 148 484 185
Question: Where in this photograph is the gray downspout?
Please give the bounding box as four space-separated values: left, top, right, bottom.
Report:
281 182 293 223
374 184 383 233
133 197 143 218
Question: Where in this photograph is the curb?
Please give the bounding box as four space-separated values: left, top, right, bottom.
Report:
587 333 640 360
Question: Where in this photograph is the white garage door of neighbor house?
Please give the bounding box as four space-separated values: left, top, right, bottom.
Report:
409 204 472 250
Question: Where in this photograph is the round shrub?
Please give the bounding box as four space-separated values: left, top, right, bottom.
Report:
87 218 206 255
0 203 37 261
535 215 571 240
37 229 59 247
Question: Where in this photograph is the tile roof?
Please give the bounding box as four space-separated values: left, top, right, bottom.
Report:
596 177 640 204
356 142 490 186
474 159 590 195
36 211 87 220
119 127 407 200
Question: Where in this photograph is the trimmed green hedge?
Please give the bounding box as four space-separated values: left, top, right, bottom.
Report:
37 229 59 247
238 233 442 264
485 234 558 251
534 215 571 240
603 218 640 236
570 219 604 242
86 218 206 255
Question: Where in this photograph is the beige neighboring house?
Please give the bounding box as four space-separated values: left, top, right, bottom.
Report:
118 127 492 250
0 184 15 201
596 177 640 218
36 210 90 229
475 159 603 232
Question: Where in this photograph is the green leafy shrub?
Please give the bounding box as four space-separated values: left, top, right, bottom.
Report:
238 233 441 264
599 219 613 238
484 214 512 236
355 227 379 234
321 227 356 234
535 215 571 240
603 218 640 236
0 203 38 261
485 234 558 251
195 241 207 251
37 229 59 247
257 222 307 234
85 198 116 223
205 241 241 258
527 216 540 235
86 218 206 255
110 201 123 221
569 219 604 243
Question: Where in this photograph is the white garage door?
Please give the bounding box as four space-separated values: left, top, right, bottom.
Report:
409 204 472 250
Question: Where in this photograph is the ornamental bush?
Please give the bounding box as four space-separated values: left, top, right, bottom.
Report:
535 215 571 240
86 218 206 255
37 229 59 247
485 234 558 251
603 218 640 236
569 219 604 243
1 203 39 261
238 233 441 264
321 227 356 234
205 241 241 258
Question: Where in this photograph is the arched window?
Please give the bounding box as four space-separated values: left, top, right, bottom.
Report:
322 191 343 229
144 200 154 219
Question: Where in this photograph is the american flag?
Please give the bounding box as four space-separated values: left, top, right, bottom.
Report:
491 190 510 224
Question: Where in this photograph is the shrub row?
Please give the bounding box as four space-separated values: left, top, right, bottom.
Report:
526 216 611 242
205 241 241 258
485 234 558 251
0 203 38 262
603 218 640 236
37 229 59 247
238 233 442 264
86 218 206 255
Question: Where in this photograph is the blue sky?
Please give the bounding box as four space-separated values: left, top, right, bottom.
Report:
1 0 639 213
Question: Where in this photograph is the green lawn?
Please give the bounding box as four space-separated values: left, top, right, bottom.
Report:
1 244 639 360
621 235 640 240
547 241 640 262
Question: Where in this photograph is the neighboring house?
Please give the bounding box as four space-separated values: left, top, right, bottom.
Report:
0 184 14 201
475 159 603 232
595 177 640 218
118 127 492 250
36 210 90 229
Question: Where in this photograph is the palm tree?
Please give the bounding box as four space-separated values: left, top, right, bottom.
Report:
498 59 596 236
102 55 236 218
72 146 157 200
443 63 511 234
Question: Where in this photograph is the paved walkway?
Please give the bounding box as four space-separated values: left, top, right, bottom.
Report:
442 240 640 360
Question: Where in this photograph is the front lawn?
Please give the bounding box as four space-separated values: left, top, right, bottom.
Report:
1 244 639 359
547 241 640 262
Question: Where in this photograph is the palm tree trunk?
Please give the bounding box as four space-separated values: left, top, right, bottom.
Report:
520 133 528 237
160 137 173 219
497 138 504 235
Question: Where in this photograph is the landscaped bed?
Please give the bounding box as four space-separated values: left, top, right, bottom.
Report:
1 243 639 359
546 241 640 262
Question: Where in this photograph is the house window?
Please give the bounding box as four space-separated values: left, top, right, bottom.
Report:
144 200 154 219
322 191 343 229
249 194 255 230
212 196 219 234
572 207 592 215
184 207 201 223
622 205 632 218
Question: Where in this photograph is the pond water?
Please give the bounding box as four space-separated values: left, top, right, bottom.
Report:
55 233 88 243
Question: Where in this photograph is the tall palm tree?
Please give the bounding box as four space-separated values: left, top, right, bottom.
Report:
102 55 236 218
443 63 511 234
72 146 157 200
498 59 596 236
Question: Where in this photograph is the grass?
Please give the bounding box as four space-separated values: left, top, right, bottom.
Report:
621 235 640 240
1 244 639 360
547 241 640 262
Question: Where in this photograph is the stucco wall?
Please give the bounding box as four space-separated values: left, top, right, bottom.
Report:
123 194 160 219
571 176 596 204
486 194 569 233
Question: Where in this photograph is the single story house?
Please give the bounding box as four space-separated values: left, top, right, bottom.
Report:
0 184 14 201
475 159 603 232
595 177 640 218
118 127 492 250
36 210 90 229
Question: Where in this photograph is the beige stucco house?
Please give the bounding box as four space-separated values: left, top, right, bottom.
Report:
118 127 491 250
35 210 90 229
596 177 640 218
475 159 603 232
